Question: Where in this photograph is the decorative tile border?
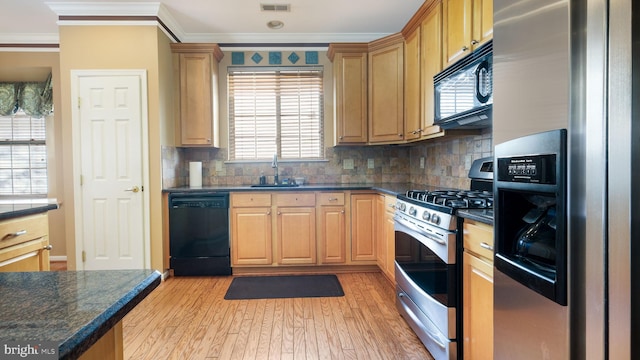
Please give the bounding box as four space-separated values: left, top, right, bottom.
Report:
229 51 320 66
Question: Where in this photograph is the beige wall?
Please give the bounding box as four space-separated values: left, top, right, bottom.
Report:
58 25 172 271
0 51 67 257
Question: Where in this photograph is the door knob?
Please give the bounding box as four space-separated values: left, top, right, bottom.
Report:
125 186 140 193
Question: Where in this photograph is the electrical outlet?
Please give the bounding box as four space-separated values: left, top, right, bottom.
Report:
215 160 223 172
420 157 425 169
367 158 374 169
343 158 354 170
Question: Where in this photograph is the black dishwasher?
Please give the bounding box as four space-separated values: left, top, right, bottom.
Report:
169 192 231 276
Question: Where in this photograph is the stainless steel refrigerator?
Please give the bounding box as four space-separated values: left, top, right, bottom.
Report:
492 0 639 358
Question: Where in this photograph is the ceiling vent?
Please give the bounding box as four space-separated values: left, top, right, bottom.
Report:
261 4 291 12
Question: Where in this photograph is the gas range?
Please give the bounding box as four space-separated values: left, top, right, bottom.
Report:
396 189 493 231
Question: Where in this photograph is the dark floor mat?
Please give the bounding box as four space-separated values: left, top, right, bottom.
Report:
224 274 344 300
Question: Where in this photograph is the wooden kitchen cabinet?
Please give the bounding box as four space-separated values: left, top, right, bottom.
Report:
0 213 50 272
402 1 446 142
350 193 377 262
462 219 494 360
275 193 316 265
317 192 347 264
230 193 273 265
327 44 369 145
171 43 223 147
442 0 493 67
368 33 405 144
376 194 397 282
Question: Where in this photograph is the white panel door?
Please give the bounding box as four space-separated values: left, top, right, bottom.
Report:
77 73 146 270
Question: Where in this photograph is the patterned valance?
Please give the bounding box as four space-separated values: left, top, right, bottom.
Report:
0 73 53 117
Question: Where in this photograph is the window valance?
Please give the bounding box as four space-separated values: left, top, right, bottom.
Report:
0 73 53 117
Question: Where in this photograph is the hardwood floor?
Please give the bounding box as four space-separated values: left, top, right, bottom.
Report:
122 272 434 360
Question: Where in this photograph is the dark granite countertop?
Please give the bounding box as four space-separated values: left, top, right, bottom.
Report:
163 182 423 197
0 270 161 359
0 199 59 221
458 209 494 225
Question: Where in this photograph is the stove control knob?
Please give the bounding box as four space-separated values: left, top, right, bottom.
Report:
431 214 440 225
422 211 431 221
409 207 417 216
398 202 406 212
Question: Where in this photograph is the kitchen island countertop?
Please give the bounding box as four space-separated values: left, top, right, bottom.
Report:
0 269 161 359
0 198 59 221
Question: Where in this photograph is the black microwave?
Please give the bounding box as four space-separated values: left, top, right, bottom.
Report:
434 40 492 129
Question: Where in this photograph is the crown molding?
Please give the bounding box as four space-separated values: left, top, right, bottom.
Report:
182 32 392 44
0 33 59 44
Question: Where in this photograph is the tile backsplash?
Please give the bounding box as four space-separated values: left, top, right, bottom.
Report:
162 128 492 189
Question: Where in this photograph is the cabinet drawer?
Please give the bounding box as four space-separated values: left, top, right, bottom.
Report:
463 219 494 262
317 192 345 206
0 213 49 250
276 193 316 207
231 193 272 207
384 195 396 214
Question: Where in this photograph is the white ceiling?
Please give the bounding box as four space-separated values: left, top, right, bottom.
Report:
0 0 425 45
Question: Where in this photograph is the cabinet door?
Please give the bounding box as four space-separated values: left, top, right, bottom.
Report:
277 207 316 265
0 237 50 272
404 29 421 141
334 52 368 144
472 0 493 50
443 0 473 66
463 251 493 360
375 195 386 268
178 52 215 145
231 207 272 265
420 2 445 138
318 206 346 264
350 194 376 261
384 196 396 282
368 39 404 143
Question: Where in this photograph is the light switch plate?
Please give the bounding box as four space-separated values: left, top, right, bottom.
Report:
420 157 425 169
343 158 354 170
367 159 374 169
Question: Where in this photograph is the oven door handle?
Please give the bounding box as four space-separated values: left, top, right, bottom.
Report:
397 292 447 349
395 215 446 245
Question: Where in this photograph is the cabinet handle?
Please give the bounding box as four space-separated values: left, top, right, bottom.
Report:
277 211 281 215
206 139 211 143
471 39 479 45
43 245 53 251
329 197 338 201
388 204 396 209
411 129 422 135
462 46 469 52
480 242 494 251
341 210 345 214
3 230 27 240
266 210 271 215
398 134 403 137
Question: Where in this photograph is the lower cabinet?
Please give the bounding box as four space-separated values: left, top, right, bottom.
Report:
376 194 396 282
462 219 494 360
230 193 273 265
276 193 316 265
0 213 51 272
350 193 377 262
318 192 347 264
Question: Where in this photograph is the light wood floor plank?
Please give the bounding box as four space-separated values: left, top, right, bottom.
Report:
122 272 435 360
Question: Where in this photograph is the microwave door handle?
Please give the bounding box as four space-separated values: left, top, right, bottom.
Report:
475 60 491 103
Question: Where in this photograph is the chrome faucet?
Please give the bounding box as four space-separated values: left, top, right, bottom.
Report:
271 154 279 184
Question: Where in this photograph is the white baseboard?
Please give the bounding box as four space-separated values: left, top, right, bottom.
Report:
49 255 68 262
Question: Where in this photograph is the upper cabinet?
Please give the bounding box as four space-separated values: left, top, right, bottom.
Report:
368 34 405 144
171 43 223 147
327 44 369 145
442 0 493 67
403 0 446 141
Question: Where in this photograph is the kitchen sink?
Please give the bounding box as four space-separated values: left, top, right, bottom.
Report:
250 184 299 188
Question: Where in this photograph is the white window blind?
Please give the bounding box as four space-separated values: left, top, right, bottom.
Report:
0 111 48 195
228 67 324 160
